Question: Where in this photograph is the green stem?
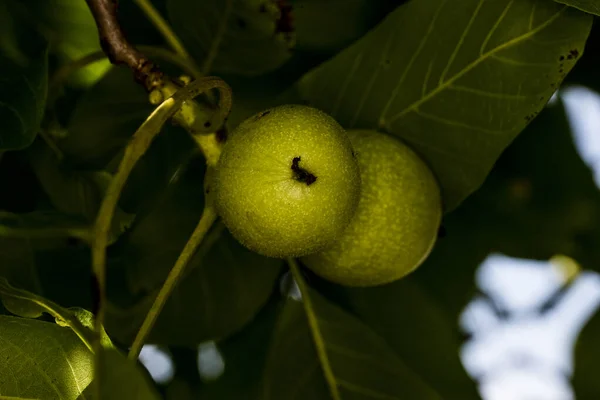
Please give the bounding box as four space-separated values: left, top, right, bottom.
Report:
288 259 342 400
133 0 194 64
128 206 218 359
91 76 232 386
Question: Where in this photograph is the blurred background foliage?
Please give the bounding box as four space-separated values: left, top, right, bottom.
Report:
1 0 600 399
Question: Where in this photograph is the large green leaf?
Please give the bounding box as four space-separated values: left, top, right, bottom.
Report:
344 277 481 400
193 297 281 399
555 0 600 16
0 214 42 294
295 0 592 210
106 220 282 346
263 274 442 400
27 141 135 245
76 349 162 400
0 315 94 399
167 0 294 75
0 44 48 151
291 0 381 53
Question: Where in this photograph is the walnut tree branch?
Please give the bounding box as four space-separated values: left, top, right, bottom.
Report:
85 0 163 90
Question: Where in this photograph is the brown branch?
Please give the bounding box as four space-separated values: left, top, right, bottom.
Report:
85 0 163 90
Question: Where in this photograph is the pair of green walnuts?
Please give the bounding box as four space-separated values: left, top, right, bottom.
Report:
210 105 442 287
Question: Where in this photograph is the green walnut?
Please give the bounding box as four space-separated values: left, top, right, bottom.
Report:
213 105 361 258
301 129 442 286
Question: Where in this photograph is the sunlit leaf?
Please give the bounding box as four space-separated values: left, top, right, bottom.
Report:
263 274 442 400
0 316 94 399
295 0 591 210
167 0 294 75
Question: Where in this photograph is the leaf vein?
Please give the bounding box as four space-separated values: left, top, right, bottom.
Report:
439 0 485 85
385 6 566 127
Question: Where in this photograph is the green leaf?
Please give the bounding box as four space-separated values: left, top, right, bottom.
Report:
0 214 42 295
344 277 481 399
195 297 281 399
26 0 111 87
0 44 48 151
573 297 600 399
555 0 600 16
294 0 592 210
0 315 94 399
292 0 381 53
0 277 113 350
263 269 442 400
106 221 282 345
27 141 135 244
77 348 161 400
167 0 294 75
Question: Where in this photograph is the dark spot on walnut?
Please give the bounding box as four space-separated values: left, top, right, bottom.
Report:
236 18 247 29
204 121 212 128
291 156 317 186
559 55 565 61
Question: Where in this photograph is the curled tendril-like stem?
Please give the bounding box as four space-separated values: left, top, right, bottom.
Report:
91 76 232 390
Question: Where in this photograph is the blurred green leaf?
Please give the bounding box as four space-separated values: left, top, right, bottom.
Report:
344 277 481 399
573 296 600 399
61 67 159 169
292 0 374 53
26 0 110 87
555 0 600 15
0 315 94 399
461 98 600 270
106 221 282 346
167 0 294 75
263 279 442 400
27 141 135 244
77 348 161 400
0 215 42 295
294 0 591 210
194 297 280 399
0 44 48 151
